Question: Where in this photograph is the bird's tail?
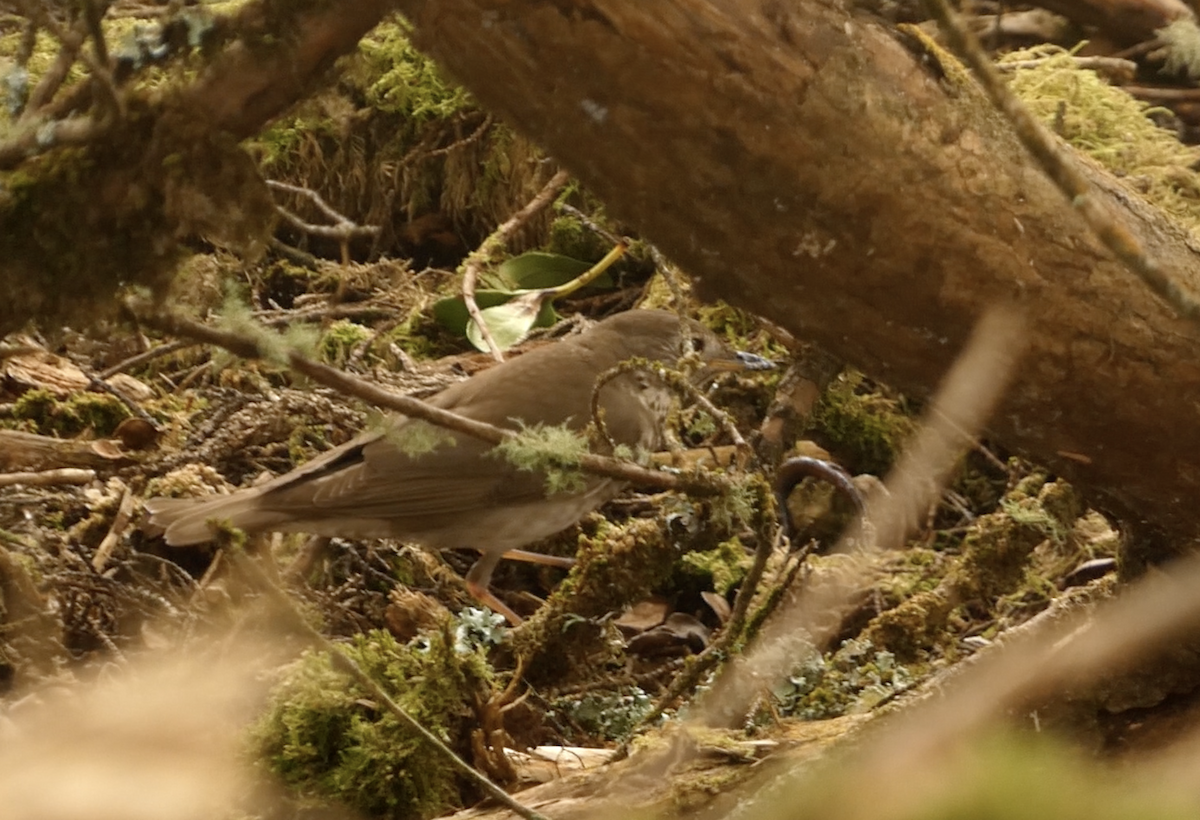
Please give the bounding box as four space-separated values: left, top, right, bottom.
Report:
143 492 291 546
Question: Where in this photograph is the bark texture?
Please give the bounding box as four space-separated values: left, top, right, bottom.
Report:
395 0 1200 545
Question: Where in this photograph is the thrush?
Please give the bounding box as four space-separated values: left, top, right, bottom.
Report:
145 309 770 623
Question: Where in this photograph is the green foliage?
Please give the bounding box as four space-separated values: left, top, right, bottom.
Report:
11 389 131 437
1004 44 1200 233
355 22 474 121
492 422 590 494
679 537 751 596
810 370 916 476
432 250 616 352
319 319 373 365
253 628 492 819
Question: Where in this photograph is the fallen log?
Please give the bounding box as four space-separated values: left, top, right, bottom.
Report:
395 0 1200 554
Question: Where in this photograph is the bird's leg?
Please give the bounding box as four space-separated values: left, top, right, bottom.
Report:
465 550 524 626
501 549 576 569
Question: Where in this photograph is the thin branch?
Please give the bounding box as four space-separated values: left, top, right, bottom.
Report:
0 114 103 170
17 16 83 120
461 168 572 362
590 357 749 458
266 179 381 240
633 481 780 733
994 55 1137 81
0 468 95 487
427 111 493 158
99 339 194 379
557 202 624 247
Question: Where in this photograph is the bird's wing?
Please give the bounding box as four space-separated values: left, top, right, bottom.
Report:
250 333 628 520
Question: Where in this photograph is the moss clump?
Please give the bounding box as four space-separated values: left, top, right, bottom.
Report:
254 627 493 819
319 319 373 365
12 389 131 437
809 370 916 476
1004 44 1200 234
859 476 1085 660
680 538 751 596
354 22 474 121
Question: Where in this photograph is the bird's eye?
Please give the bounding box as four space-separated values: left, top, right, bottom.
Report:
689 336 707 353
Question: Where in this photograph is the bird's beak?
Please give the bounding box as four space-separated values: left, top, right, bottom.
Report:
734 350 775 371
703 348 776 373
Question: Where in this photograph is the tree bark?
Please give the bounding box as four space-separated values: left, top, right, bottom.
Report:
395 0 1200 547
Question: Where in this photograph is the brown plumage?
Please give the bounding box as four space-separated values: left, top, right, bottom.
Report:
145 309 764 622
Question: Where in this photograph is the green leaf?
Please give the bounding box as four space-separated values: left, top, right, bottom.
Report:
431 290 520 335
492 252 613 291
465 292 553 351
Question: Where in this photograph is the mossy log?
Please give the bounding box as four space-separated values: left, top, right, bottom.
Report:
394 0 1200 552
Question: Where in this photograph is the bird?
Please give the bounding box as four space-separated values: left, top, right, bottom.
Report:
145 309 771 624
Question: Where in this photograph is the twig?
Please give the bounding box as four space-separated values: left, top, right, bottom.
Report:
99 339 194 378
19 0 123 121
1124 85 1200 102
87 373 157 425
590 358 749 458
994 55 1137 80
427 112 493 158
92 484 136 573
633 479 780 733
0 468 95 487
556 203 624 247
227 547 553 820
0 115 102 170
461 168 572 362
266 179 381 240
268 237 319 270
919 2 1200 324
17 14 83 120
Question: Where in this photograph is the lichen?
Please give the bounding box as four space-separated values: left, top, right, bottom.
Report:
492 422 590 495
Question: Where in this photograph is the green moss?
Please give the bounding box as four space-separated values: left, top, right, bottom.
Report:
680 538 751 596
253 627 493 819
810 370 917 475
1004 44 1200 235
547 213 608 261
319 319 373 365
12 389 131 437
859 475 1085 661
355 22 474 121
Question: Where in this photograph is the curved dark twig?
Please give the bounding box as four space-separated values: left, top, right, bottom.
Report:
773 456 864 541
